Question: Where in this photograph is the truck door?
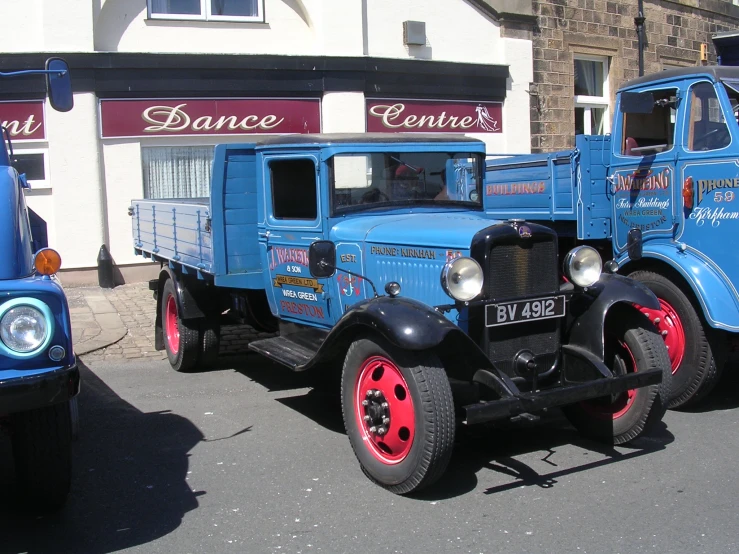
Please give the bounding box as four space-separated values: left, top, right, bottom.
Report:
676 79 739 291
259 152 332 328
610 86 679 256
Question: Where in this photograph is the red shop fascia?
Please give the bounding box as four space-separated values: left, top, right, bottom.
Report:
99 97 322 139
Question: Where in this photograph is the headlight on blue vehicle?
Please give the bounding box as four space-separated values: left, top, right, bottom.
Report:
0 298 53 355
441 257 484 302
564 246 602 288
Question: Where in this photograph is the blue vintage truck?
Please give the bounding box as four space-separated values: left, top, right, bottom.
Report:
0 59 78 510
485 66 739 409
131 133 671 494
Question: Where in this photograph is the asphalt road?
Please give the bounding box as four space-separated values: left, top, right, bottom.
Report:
1 355 738 554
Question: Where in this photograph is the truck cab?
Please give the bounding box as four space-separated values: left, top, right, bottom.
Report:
134 133 671 494
486 66 739 409
0 59 78 511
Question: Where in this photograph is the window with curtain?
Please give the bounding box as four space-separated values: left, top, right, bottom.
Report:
148 0 263 21
142 146 214 199
574 56 610 135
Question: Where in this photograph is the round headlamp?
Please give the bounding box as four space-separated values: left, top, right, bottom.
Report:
564 246 602 288
441 257 483 302
1 304 49 353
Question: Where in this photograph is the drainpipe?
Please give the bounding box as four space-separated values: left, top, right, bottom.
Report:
635 0 646 76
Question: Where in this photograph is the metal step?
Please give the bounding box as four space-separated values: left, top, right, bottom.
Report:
248 335 319 370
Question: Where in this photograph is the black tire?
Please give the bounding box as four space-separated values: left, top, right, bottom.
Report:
562 308 671 445
198 315 221 369
161 278 199 373
629 270 722 408
341 336 455 494
69 396 80 441
11 402 72 512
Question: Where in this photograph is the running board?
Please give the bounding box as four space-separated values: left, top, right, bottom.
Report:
248 329 326 370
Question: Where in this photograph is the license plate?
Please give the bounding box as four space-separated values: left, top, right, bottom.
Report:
485 295 566 327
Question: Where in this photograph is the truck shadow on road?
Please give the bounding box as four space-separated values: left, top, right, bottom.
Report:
230 356 675 500
0 360 203 554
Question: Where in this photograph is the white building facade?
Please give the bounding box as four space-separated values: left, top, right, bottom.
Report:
0 0 535 284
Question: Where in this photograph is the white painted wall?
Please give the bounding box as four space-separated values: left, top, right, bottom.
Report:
1 0 43 51
44 93 106 269
321 93 366 133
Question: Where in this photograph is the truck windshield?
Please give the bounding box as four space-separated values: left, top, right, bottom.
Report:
330 152 483 214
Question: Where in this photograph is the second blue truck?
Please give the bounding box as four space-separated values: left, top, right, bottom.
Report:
486 66 739 409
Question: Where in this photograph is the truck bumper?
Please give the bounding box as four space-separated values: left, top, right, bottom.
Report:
0 363 80 417
464 367 663 426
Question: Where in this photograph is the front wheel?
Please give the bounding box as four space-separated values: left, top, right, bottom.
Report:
629 270 724 408
341 336 455 494
563 308 671 445
11 402 73 512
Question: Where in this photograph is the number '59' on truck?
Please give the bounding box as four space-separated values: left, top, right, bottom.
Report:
131 134 672 494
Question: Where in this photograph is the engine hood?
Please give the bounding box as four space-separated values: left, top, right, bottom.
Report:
330 212 500 249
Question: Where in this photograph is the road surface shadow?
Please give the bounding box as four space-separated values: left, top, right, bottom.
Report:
230 359 677 500
0 360 203 554
679 358 739 413
420 416 674 500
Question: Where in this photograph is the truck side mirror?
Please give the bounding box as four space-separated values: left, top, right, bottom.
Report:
627 228 643 260
620 91 654 114
45 58 73 113
309 240 337 278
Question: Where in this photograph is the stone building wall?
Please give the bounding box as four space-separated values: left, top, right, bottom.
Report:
531 0 739 152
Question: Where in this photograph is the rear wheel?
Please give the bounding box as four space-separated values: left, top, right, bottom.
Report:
629 270 723 408
161 278 199 372
11 402 72 512
563 309 671 444
341 336 455 494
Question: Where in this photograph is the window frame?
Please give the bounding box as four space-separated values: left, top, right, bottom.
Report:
147 0 265 23
574 54 611 135
684 80 733 153
11 147 51 190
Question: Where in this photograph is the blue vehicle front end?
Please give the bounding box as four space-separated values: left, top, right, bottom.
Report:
0 59 78 511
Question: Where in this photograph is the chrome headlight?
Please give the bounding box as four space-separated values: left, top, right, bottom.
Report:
441 257 483 302
564 246 602 288
0 302 50 353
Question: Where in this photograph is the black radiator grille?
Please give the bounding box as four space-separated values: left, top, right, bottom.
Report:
486 240 558 300
483 234 560 379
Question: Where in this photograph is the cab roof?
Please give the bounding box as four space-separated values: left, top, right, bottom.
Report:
620 66 739 91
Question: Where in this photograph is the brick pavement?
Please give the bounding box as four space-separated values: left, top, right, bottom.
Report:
70 282 270 362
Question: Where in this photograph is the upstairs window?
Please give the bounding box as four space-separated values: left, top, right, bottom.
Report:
148 0 264 22
574 55 610 135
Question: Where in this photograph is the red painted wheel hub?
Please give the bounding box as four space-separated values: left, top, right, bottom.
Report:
165 294 180 355
354 356 415 464
582 340 637 420
635 299 686 374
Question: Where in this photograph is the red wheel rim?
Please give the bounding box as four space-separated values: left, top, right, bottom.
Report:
635 299 686 374
582 340 637 420
354 356 415 464
165 294 180 355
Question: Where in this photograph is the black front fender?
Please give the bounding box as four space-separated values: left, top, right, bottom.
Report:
566 273 659 360
332 296 471 351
